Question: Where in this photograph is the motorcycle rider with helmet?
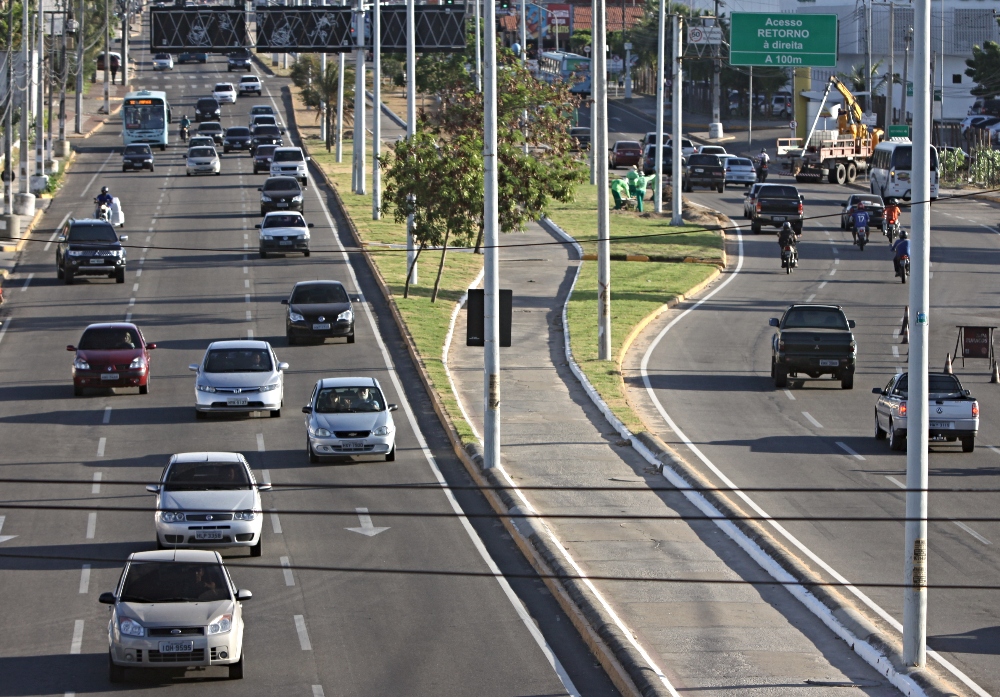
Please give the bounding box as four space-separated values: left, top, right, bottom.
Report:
851 201 870 244
94 186 113 219
778 222 798 268
179 114 191 142
883 197 901 235
891 230 910 276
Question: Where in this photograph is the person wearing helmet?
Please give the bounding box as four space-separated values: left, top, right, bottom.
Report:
850 200 870 244
891 229 910 276
94 186 114 219
778 222 798 268
757 148 770 182
883 197 901 235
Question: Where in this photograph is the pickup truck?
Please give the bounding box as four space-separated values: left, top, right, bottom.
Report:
873 372 979 452
682 154 725 193
769 304 857 389
751 184 804 234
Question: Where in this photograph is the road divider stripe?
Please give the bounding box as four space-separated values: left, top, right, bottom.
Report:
86 512 97 539
312 686 325 697
952 520 991 545
805 294 815 302
21 273 33 291
835 442 864 460
79 565 91 594
70 620 84 654
97 437 106 457
280 556 295 586
293 615 312 650
885 476 905 489
256 433 265 452
102 407 111 424
269 508 282 534
802 412 823 428
92 472 102 494
0 318 11 348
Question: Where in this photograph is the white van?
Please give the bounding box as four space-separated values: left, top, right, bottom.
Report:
869 140 939 201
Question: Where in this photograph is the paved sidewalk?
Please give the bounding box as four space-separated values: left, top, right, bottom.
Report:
447 221 898 696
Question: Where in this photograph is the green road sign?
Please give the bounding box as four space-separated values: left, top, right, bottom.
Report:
906 81 913 97
887 125 910 138
729 13 838 67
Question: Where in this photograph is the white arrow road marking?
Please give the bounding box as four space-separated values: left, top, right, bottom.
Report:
0 515 17 544
345 507 390 537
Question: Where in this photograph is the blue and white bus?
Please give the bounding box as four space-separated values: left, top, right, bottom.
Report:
538 51 590 85
123 90 171 150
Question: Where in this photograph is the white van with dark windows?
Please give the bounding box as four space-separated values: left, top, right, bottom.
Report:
869 140 938 201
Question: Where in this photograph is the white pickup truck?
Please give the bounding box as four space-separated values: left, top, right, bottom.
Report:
873 372 980 452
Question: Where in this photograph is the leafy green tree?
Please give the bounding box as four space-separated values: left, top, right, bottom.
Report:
569 29 590 54
291 55 355 152
965 41 1000 97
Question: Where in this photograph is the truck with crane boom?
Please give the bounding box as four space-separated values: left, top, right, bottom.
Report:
776 76 885 186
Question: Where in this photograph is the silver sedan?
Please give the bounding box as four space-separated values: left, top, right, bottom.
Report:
186 146 221 176
190 340 287 418
303 377 398 462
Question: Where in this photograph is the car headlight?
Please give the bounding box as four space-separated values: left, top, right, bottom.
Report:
259 382 280 392
129 356 145 370
144 158 153 163
288 311 305 323
291 194 303 202
196 384 216 393
207 614 232 634
371 425 392 436
160 510 185 523
337 309 353 323
74 358 90 370
262 235 273 241
233 510 256 521
260 195 272 202
119 617 145 637
67 249 85 256
310 426 331 437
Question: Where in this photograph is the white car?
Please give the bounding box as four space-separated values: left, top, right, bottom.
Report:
186 145 221 176
212 82 237 104
148 452 270 555
248 104 277 126
257 211 313 258
303 377 398 462
101 549 251 682
665 135 698 157
152 52 173 70
190 340 287 418
238 74 262 96
269 146 309 186
720 155 757 188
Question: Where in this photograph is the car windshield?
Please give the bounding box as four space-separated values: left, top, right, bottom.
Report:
255 145 277 157
254 126 281 137
253 116 276 125
204 348 273 373
189 148 216 158
124 145 150 155
240 76 258 83
263 179 300 193
263 214 305 228
119 561 230 603
893 374 964 397
782 307 849 330
79 327 140 350
163 461 252 490
154 53 169 59
123 105 164 132
273 150 302 162
291 284 348 304
189 137 213 147
315 386 386 413
226 127 251 137
68 223 117 243
214 84 233 91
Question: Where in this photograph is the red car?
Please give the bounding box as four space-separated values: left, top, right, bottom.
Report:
68 323 156 396
609 140 642 169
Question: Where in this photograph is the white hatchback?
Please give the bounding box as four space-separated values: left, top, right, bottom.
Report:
270 147 309 186
213 82 237 104
148 452 270 556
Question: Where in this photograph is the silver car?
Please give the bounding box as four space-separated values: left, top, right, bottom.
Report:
186 146 220 176
303 377 398 462
190 340 287 418
101 549 251 682
257 211 313 258
720 155 757 188
148 452 270 556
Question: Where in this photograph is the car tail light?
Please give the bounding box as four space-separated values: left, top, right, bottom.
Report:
797 202 803 215
899 401 907 416
972 402 979 418
783 246 793 251
756 202 762 213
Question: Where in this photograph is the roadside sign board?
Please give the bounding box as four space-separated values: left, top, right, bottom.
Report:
688 26 723 45
887 125 910 138
963 327 993 359
729 13 838 67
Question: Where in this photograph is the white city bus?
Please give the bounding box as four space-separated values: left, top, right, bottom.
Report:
123 90 171 151
869 140 939 201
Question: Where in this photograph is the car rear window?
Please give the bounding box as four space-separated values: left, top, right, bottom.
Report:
616 141 640 149
856 195 883 205
164 461 252 490
263 178 300 193
196 98 218 109
189 147 215 158
255 145 277 157
120 562 230 603
688 154 721 165
273 150 303 162
79 327 140 350
240 76 258 83
254 126 281 136
893 373 964 396
68 222 117 242
215 84 234 91
781 307 849 330
204 348 273 373
263 214 305 228
315 386 386 413
728 158 752 167
758 185 799 198
291 284 349 304
226 127 251 137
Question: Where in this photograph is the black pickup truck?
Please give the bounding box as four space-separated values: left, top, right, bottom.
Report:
769 304 857 389
751 184 804 234
682 154 725 193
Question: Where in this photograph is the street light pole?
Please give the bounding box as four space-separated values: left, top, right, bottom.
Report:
353 0 365 195
866 0 872 114
57 6 69 158
886 2 894 127
405 0 417 284
103 0 110 117
36 3 44 179
654 0 665 213
474 0 481 93
671 13 683 226
595 0 610 360
482 0 499 470
74 0 83 134
372 0 381 220
901 26 912 126
20 0 30 190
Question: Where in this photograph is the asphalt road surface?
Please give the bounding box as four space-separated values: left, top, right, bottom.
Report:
601 109 1000 694
0 24 620 697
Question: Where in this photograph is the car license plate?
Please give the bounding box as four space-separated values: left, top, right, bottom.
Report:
227 397 249 406
929 421 954 429
195 530 224 540
312 323 331 330
101 373 120 380
694 168 704 173
276 201 289 207
89 258 105 264
279 240 293 246
819 359 839 367
159 641 194 653
773 216 786 222
341 440 365 451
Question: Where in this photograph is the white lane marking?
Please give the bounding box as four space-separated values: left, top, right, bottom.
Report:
892 346 900 358
70 620 85 654
243 266 248 273
280 556 295 586
989 445 1000 456
85 512 97 539
44 213 71 251
269 509 282 534
293 615 312 650
805 293 815 302
0 515 14 544
895 365 903 373
312 687 325 697
836 441 864 460
80 151 116 198
0 318 9 348
92 472 103 494
245 293 251 303
97 437 106 457
135 269 142 277
829 267 837 276
802 411 824 428
818 281 827 289
885 476 906 489
128 298 135 307
831 247 838 255
823 229 830 236
346 507 390 536
260 469 271 488
246 310 252 321
125 312 132 322
79 565 91 594
953 520 991 545
285 80 581 696
244 279 250 289
132 283 139 292
145 235 151 242
20 273 32 291
783 389 795 401
247 329 254 339
834 258 840 265
256 433 265 452
102 407 112 424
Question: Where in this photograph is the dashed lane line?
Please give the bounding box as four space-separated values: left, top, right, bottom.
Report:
79 565 91 594
783 389 795 401
92 473 102 494
835 441 864 460
70 620 84 654
885 476 906 489
97 437 106 457
952 520 991 545
294 615 312 650
802 411 823 428
280 556 295 586
103 407 112 424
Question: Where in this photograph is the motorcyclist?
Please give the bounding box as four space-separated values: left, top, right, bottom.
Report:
757 148 770 182
884 197 900 234
778 222 798 267
179 114 191 141
891 230 910 276
94 186 113 218
850 201 870 243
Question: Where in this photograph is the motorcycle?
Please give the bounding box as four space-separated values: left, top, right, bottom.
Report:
180 124 189 142
781 245 798 274
757 160 769 183
855 226 868 251
94 199 111 222
897 254 910 283
884 221 899 243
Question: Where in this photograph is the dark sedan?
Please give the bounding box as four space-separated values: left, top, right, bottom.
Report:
178 51 208 63
194 97 221 123
282 281 355 344
642 144 678 176
570 127 590 152
197 121 224 146
223 126 252 153
250 125 283 154
68 322 156 396
609 140 642 169
122 143 154 172
841 194 885 230
259 176 303 215
253 144 277 173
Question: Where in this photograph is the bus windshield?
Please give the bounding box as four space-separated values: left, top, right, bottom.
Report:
124 104 165 131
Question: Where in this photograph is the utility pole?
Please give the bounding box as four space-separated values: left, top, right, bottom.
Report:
938 0 944 124
47 12 54 169
35 3 44 180
474 0 481 93
886 2 894 126
711 0 720 125
904 0 930 670
103 0 110 117
353 0 365 195
671 13 683 226
372 0 380 220
748 66 753 145
3 0 17 226
57 5 70 158
866 0 872 114
74 0 83 134
623 0 631 99
20 0 30 191
405 0 417 284
589 0 595 184
123 0 129 90
901 26 912 126
519 0 527 154
654 0 665 213
482 0 499 470
595 0 610 360
336 0 345 163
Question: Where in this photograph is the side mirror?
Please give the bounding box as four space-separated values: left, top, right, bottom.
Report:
964 389 972 396
768 318 779 327
254 224 261 229
236 589 253 602
281 298 288 304
145 484 160 493
301 406 312 414
872 387 883 395
278 362 289 371
307 223 314 228
57 234 66 242
188 363 199 371
99 592 116 605
120 235 128 242
257 483 272 492
305 156 310 162
848 319 856 328
388 404 399 412
66 345 77 352
257 187 263 191
146 343 157 350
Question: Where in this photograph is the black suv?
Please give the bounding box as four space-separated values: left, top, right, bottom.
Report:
250 125 283 154
194 97 221 123
259 176 304 215
122 143 154 172
253 144 277 174
769 304 857 389
223 126 252 153
228 48 252 72
56 219 128 285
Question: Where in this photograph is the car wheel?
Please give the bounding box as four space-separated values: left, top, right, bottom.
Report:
64 270 73 285
717 184 724 193
122 165 127 172
750 221 761 234
259 250 267 259
216 171 221 176
229 654 244 680
889 420 905 451
774 366 788 389
109 651 125 683
74 385 83 397
270 408 281 418
57 264 64 279
386 446 395 462
249 537 262 557
303 249 311 257
308 439 320 463
186 172 191 176
287 333 297 346
347 333 355 344
841 371 854 389
139 377 149 395
196 410 207 420
875 412 887 440
260 208 266 216
115 268 125 284
962 436 975 453
160 145 165 152
149 166 154 173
